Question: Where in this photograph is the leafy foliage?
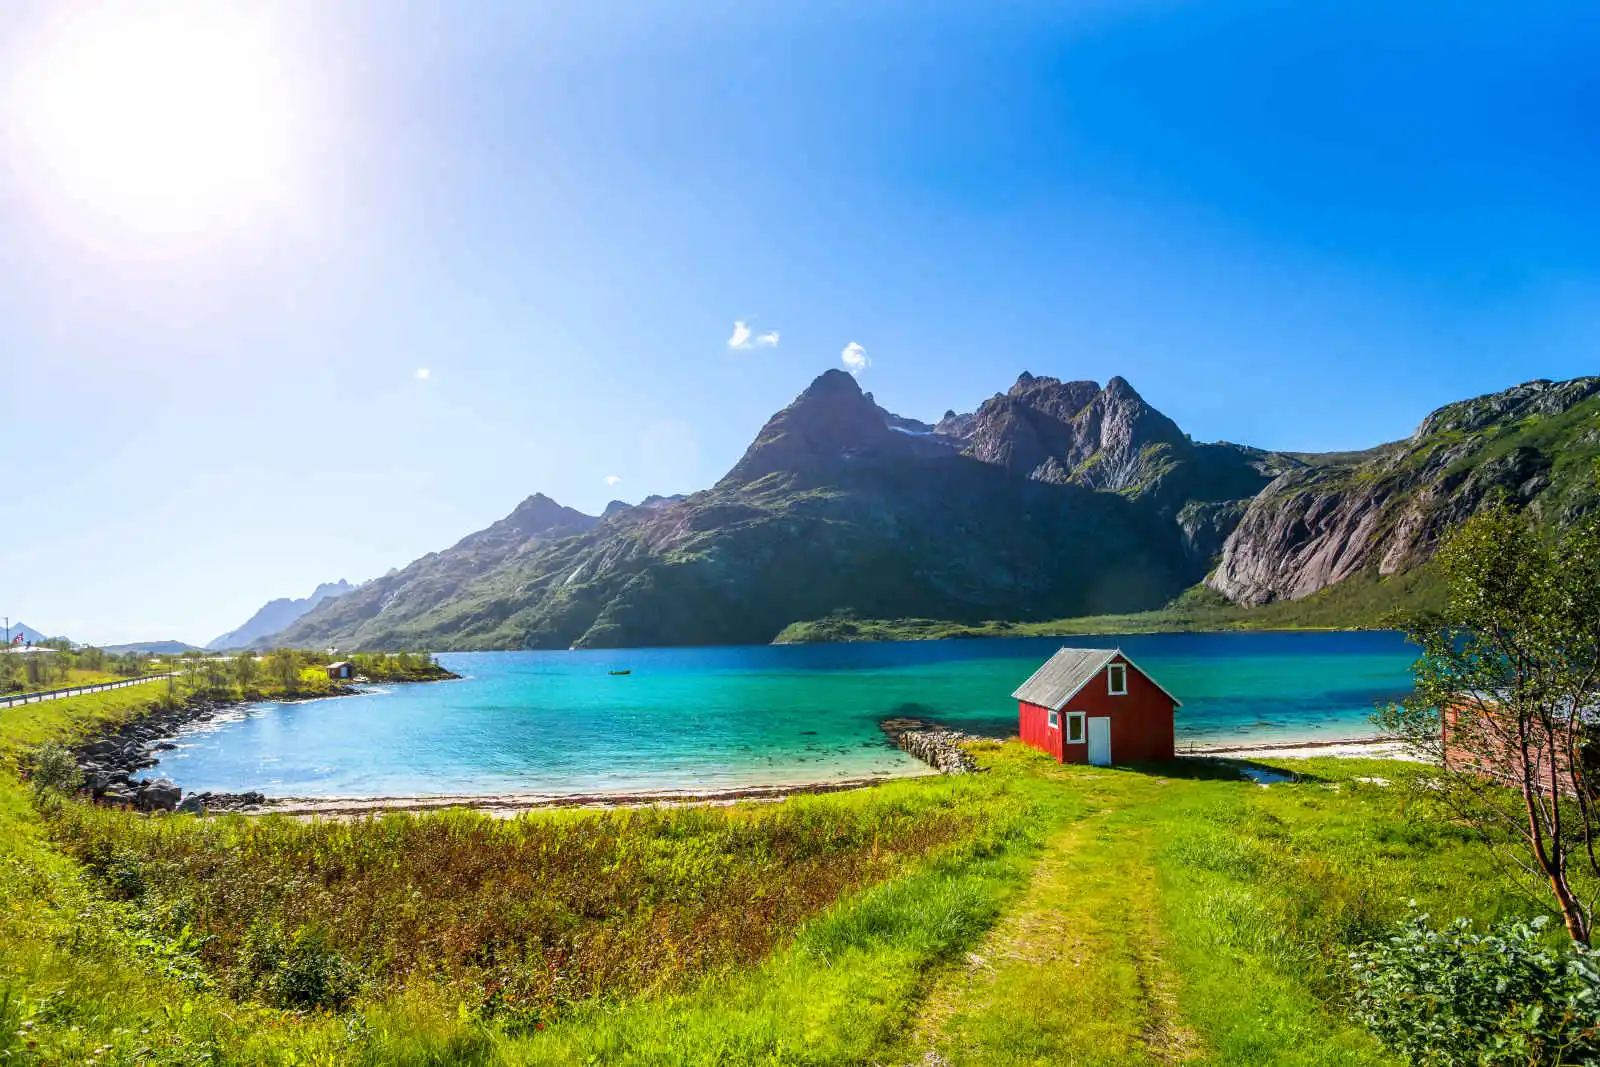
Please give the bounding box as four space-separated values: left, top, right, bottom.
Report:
1350 910 1600 1066
1378 504 1600 942
48 784 999 1023
24 742 83 800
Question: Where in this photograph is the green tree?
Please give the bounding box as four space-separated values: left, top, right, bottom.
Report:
232 653 259 693
1379 505 1600 943
203 657 229 694
267 649 300 694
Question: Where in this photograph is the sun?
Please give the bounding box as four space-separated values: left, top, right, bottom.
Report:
7 2 299 247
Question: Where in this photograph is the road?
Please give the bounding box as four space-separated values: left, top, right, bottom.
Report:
0 673 175 710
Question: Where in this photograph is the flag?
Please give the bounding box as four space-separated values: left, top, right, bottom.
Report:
10 633 22 646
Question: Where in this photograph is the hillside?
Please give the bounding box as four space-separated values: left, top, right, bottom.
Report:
277 370 1274 650
99 640 205 656
1209 377 1600 604
274 371 1599 650
209 579 357 649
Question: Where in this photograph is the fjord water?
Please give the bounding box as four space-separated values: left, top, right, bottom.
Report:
166 632 1416 798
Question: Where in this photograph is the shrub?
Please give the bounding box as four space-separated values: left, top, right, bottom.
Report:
25 743 82 800
239 921 360 1012
1349 909 1600 1066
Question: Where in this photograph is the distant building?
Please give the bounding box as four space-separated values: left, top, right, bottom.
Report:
326 661 354 680
1011 647 1180 765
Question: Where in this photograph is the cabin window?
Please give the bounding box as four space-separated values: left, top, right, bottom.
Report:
1066 712 1085 743
1108 663 1128 696
1048 709 1059 729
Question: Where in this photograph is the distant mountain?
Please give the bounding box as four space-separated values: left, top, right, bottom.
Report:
210 579 359 649
3 622 54 646
266 494 601 649
274 370 1600 650
101 640 205 656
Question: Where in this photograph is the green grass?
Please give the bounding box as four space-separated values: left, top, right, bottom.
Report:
0 685 1566 1065
773 568 1448 643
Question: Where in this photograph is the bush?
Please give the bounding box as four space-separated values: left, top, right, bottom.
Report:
25 743 82 800
1349 909 1600 1066
239 921 360 1012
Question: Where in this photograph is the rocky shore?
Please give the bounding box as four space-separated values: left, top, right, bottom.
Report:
879 717 988 774
70 687 356 814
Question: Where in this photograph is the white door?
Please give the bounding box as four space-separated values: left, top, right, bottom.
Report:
1087 717 1112 766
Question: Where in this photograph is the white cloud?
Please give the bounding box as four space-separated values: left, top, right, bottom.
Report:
603 474 623 486
840 342 869 375
728 321 780 351
414 367 431 380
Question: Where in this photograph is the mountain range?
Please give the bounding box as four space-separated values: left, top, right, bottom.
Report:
210 580 359 650
264 370 1600 651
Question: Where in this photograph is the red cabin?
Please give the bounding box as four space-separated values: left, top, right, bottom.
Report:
1012 647 1181 765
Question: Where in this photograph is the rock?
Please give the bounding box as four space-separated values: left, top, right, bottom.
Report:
880 718 985 775
1209 377 1600 606
154 741 177 751
136 779 182 812
176 795 205 815
100 785 136 806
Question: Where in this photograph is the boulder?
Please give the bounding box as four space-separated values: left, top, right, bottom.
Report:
136 779 182 812
176 794 205 815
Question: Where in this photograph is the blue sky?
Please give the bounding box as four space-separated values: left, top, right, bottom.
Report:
2 0 1597 645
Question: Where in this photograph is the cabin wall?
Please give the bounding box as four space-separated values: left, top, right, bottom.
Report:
1017 700 1064 762
1063 655 1176 763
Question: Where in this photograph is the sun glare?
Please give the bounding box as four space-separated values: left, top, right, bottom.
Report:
8 2 299 249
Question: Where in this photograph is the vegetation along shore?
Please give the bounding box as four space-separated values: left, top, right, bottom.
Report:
6 510 1600 1066
21 650 458 816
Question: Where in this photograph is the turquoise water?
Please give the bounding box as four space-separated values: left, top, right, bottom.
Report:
163 632 1417 798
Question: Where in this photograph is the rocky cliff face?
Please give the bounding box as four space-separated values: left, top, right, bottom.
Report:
1208 377 1600 605
950 373 1277 515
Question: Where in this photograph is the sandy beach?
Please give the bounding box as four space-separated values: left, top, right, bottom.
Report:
254 771 940 819
242 736 1417 818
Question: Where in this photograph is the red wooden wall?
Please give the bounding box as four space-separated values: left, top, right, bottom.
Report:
1018 700 1064 761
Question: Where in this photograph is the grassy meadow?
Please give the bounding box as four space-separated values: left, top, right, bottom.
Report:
773 570 1449 644
0 683 1566 1065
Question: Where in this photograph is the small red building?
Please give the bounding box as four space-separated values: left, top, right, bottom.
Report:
1012 647 1180 765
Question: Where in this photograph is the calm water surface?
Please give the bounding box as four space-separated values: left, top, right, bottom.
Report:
165 632 1417 797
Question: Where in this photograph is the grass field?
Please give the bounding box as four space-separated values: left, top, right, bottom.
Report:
0 686 1558 1065
773 570 1448 644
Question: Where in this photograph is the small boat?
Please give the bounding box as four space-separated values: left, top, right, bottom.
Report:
609 669 631 676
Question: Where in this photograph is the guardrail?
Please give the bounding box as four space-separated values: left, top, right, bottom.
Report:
0 673 175 710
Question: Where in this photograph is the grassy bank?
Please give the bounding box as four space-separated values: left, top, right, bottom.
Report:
774 569 1447 643
0 682 1564 1064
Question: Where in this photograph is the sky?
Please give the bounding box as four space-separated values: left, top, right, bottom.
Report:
1 0 1597 646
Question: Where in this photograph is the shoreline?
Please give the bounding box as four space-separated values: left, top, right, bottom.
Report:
234 736 1414 818
252 773 940 818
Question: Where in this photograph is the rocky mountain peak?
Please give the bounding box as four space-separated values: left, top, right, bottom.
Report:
719 370 951 487
501 493 594 537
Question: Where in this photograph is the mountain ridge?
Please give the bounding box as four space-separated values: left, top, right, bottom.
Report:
210 580 359 650
267 370 1599 650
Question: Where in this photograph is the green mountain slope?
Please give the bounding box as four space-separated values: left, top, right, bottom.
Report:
274 371 1600 650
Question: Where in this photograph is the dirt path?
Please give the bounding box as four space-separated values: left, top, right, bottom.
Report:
895 791 1202 1066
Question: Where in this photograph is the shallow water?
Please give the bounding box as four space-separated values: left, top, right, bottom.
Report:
164 632 1416 797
